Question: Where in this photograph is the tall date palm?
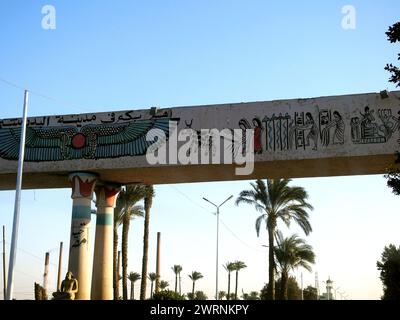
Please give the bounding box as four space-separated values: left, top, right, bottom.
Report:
223 262 235 300
233 261 247 300
172 265 183 293
188 271 203 296
148 272 157 299
236 179 313 300
140 185 155 300
274 232 315 300
113 185 145 299
118 185 147 300
128 272 141 300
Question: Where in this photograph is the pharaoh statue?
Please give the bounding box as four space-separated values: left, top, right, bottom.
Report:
52 271 78 300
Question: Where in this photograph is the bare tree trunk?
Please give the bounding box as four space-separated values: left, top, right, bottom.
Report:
227 272 231 300
281 271 288 300
175 273 178 293
140 194 152 300
122 215 130 300
113 227 119 300
130 281 134 300
155 232 161 294
234 270 239 299
179 273 181 294
268 225 275 300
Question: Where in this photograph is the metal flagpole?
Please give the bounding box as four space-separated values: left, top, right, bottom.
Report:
6 90 29 300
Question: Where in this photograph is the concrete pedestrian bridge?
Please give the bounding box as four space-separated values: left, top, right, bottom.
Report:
0 90 399 190
1 90 400 299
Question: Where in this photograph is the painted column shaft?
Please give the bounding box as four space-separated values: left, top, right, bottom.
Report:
68 172 97 300
92 185 120 300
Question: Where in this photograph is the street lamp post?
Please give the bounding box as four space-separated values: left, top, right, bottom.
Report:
203 195 233 300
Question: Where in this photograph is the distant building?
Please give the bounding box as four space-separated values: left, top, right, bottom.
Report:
319 292 335 300
319 278 334 300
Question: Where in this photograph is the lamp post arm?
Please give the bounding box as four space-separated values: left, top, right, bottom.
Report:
218 195 233 208
203 197 217 208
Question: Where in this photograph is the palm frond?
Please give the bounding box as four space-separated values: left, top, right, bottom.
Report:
233 261 247 271
189 271 203 281
255 214 267 237
128 272 141 282
148 272 157 281
223 262 235 272
274 233 315 276
126 205 144 219
172 265 182 274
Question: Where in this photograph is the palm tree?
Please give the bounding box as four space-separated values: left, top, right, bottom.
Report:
140 185 155 300
179 267 182 294
274 232 315 300
218 291 226 300
113 186 144 300
148 272 157 299
188 271 203 296
223 262 235 300
233 261 247 299
172 265 182 293
236 179 313 300
118 185 147 300
160 280 169 290
128 272 141 300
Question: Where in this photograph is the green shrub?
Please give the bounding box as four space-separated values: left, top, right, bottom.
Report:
152 290 186 300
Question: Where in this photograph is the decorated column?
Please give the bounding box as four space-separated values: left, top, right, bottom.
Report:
91 184 120 300
68 172 97 300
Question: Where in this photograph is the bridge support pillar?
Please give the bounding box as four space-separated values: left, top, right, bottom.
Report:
91 184 120 300
68 172 97 300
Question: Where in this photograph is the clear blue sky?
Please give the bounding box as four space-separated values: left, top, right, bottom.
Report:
0 0 399 299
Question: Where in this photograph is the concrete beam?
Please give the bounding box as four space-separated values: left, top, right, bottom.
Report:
0 90 399 189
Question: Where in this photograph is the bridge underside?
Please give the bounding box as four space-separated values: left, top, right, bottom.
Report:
0 153 394 190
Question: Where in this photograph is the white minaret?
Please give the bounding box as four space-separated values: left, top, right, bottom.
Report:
326 277 333 300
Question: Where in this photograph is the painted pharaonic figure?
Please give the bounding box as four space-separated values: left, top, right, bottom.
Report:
289 112 318 150
252 118 263 154
321 111 345 146
360 106 378 139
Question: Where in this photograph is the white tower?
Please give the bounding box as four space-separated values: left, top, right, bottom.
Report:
326 277 333 300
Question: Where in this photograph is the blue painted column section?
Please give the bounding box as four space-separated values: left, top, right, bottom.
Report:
68 172 97 300
91 184 120 300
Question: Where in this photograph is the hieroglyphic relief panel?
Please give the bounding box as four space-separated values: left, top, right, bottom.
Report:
241 109 346 154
